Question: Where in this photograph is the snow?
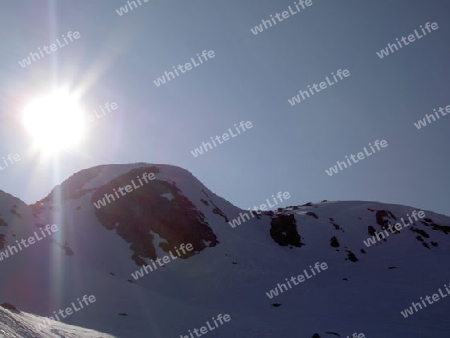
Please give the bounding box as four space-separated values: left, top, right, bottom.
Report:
0 306 115 337
0 163 450 337
160 193 174 201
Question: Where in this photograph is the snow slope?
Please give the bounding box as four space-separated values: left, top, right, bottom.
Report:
0 304 115 337
1 163 450 337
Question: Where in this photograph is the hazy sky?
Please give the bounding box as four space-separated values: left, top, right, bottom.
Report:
1 0 449 216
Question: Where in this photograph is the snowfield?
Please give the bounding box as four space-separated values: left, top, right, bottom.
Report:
0 163 449 337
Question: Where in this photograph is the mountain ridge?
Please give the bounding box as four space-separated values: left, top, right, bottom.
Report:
0 163 449 337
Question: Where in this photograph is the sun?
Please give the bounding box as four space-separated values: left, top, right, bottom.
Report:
22 90 86 153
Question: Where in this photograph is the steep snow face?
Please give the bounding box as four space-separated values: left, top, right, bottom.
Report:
1 164 450 337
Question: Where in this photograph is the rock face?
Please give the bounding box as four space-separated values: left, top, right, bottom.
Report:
269 214 303 247
0 163 449 337
91 167 219 265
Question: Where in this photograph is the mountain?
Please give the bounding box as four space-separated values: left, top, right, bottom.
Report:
0 163 450 337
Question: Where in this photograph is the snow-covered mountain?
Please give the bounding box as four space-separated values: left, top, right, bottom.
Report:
1 163 450 337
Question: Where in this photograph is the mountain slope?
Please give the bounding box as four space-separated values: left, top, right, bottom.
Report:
0 163 449 337
0 304 114 337
0 307 114 338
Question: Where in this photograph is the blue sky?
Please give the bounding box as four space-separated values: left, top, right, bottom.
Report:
1 0 449 216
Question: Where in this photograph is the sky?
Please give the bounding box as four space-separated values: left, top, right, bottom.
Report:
1 0 449 217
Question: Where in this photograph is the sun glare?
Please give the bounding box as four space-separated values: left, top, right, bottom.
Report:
22 90 85 153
